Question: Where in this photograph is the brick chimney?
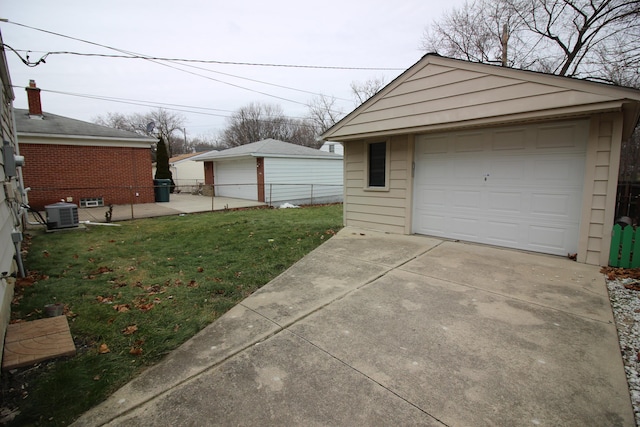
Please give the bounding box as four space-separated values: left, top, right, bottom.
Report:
26 80 42 116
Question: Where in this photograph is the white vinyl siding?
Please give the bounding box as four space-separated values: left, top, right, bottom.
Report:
214 158 256 200
263 157 343 205
413 120 588 256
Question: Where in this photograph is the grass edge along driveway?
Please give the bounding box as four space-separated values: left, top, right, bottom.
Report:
3 204 343 426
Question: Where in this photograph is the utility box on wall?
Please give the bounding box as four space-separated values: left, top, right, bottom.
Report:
3 139 25 177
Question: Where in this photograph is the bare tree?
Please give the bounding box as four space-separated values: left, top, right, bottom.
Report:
422 0 529 67
422 0 640 85
94 108 187 156
351 76 387 105
306 94 344 135
220 103 320 148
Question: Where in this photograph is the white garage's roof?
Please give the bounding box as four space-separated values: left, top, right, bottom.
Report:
323 54 640 141
194 139 342 161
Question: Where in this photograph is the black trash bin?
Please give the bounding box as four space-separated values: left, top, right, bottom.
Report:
153 179 171 202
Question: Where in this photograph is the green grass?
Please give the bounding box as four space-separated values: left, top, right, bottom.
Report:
5 204 343 426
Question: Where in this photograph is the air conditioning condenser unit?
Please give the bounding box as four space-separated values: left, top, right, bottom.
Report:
45 202 79 230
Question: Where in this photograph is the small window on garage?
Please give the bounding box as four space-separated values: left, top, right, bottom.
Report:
366 141 389 189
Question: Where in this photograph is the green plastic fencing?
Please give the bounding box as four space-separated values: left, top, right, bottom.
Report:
609 224 640 268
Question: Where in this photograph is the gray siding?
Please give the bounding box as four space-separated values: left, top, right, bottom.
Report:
0 48 21 362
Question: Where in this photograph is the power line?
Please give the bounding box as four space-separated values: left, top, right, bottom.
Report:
13 85 321 123
3 46 404 71
7 45 355 104
2 20 396 105
0 22 305 106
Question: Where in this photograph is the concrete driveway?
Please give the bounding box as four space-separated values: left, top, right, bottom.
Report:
73 227 633 426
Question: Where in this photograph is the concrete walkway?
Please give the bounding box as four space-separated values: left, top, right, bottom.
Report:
75 194 267 223
72 228 633 426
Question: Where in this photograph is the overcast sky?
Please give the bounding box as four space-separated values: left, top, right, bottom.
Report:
1 1 460 140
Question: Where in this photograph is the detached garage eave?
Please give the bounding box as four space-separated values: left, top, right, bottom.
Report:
196 153 341 161
17 132 156 148
325 100 628 142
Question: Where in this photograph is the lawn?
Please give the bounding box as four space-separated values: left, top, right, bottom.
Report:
2 204 343 426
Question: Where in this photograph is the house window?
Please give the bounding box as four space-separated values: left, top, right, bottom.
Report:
329 144 335 153
367 141 388 188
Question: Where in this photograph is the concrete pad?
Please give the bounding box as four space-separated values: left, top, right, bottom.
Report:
71 232 634 427
289 269 633 426
103 330 445 427
241 250 389 327
74 304 280 426
2 316 76 370
403 240 611 322
242 227 441 327
318 227 442 268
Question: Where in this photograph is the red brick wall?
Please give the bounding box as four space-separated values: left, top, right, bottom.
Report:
20 143 154 209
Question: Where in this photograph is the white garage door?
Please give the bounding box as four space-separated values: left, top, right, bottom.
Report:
214 158 257 200
413 120 588 256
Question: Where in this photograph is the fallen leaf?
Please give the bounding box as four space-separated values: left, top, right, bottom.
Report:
43 250 50 258
137 303 154 312
93 375 101 381
187 280 199 288
121 325 138 335
98 343 110 354
173 324 180 332
197 267 204 273
129 347 143 356
126 266 136 272
113 304 130 312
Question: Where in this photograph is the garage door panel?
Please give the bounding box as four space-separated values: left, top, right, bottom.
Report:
530 193 571 217
537 124 580 149
490 158 526 180
454 159 484 179
532 158 582 182
449 217 481 238
492 129 526 150
454 133 485 152
488 191 522 213
528 225 572 251
413 120 588 256
486 221 520 245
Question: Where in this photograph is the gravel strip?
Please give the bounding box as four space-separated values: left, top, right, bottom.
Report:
607 278 640 426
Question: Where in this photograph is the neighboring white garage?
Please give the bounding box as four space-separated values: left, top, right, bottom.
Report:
196 139 343 206
413 120 588 256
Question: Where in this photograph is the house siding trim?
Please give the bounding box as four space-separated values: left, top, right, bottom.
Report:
18 134 152 148
578 112 623 265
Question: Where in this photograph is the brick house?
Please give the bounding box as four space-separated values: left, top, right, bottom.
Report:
15 81 157 209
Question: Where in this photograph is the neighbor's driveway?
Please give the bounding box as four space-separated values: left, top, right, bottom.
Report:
74 227 633 426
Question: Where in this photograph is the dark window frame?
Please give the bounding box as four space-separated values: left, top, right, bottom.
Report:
365 140 390 190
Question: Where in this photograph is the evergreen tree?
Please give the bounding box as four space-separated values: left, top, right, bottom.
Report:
154 137 175 192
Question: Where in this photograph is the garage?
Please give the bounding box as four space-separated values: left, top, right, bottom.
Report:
413 120 588 255
214 158 256 200
321 54 640 265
